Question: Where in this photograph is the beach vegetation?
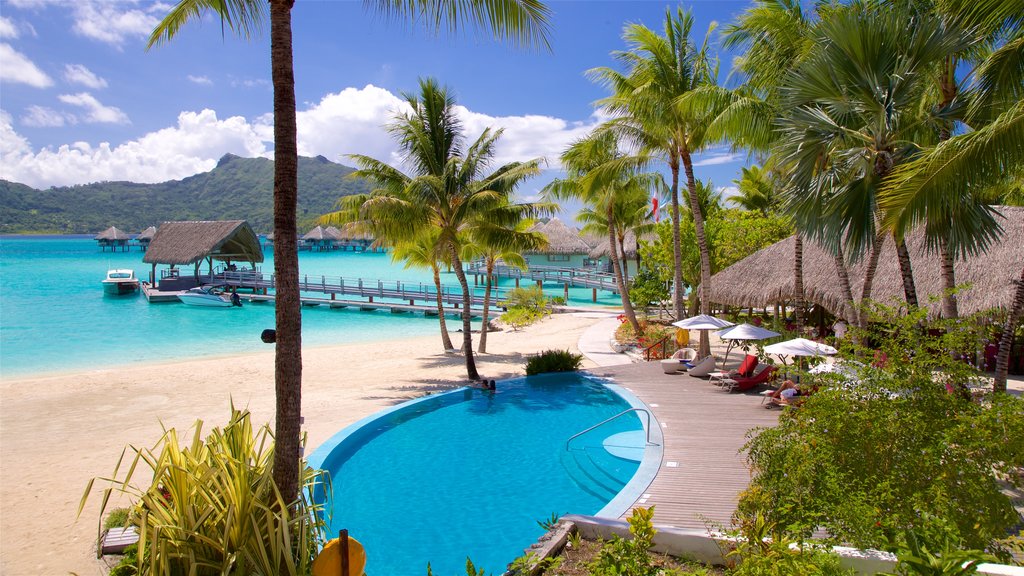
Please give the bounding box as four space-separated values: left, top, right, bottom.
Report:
79 408 327 575
109 544 139 576
392 230 457 351
324 78 546 381
103 507 131 530
525 349 583 375
739 303 1024 556
589 7 721 349
500 285 554 331
543 130 655 336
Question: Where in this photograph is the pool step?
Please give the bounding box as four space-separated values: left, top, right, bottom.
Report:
561 445 628 502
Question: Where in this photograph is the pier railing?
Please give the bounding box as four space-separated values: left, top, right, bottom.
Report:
209 271 514 308
467 263 622 293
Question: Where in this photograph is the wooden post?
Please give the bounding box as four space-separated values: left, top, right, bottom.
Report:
592 288 597 302
331 293 335 301
537 280 543 289
340 529 350 576
515 278 520 288
564 283 569 301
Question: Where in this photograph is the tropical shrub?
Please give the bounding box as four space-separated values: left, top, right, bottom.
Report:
589 506 658 576
629 265 671 313
725 513 852 576
501 306 544 331
80 409 327 575
525 349 583 375
739 304 1024 554
109 544 139 576
104 507 131 530
500 285 553 330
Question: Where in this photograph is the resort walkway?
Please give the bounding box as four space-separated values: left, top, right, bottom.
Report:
575 313 633 367
588 361 780 531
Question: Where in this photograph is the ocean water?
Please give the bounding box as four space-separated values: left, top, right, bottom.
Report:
0 236 620 377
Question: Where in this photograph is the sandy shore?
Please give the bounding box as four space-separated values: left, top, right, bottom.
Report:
0 312 610 576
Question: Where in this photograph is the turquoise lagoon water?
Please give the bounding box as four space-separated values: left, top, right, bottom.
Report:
0 236 621 377
309 373 645 576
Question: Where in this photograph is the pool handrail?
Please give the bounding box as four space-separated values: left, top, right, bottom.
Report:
565 407 657 450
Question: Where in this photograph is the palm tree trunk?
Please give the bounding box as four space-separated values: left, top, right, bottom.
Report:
994 269 1024 394
939 219 959 320
834 253 856 324
669 158 684 320
433 264 454 350
894 234 919 308
680 150 712 358
269 0 300 507
793 233 805 328
858 233 886 328
609 208 642 334
478 258 494 353
449 247 479 380
617 235 629 283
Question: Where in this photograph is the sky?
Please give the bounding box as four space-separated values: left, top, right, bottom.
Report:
0 0 756 214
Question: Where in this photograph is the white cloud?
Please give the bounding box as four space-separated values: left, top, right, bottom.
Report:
0 43 52 88
70 1 162 48
716 185 740 202
57 93 129 124
1 85 604 189
230 77 271 90
0 16 19 38
63 64 108 89
21 105 75 127
187 75 213 86
692 152 741 167
0 108 269 188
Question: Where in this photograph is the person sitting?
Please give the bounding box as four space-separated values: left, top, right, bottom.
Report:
765 379 799 408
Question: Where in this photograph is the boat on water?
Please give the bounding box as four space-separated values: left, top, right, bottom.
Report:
102 269 140 295
177 286 240 307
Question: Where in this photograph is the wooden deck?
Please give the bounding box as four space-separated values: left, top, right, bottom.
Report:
588 362 780 531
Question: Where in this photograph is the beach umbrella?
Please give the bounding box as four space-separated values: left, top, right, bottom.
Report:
764 338 838 381
671 315 734 359
715 323 780 367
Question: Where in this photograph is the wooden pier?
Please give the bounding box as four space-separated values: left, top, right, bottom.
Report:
468 263 621 295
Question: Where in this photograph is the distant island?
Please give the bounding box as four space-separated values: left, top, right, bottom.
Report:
0 153 370 234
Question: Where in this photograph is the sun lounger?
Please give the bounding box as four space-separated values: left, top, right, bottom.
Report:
687 355 718 378
723 365 778 392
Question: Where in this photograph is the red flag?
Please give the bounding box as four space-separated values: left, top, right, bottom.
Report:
652 197 660 222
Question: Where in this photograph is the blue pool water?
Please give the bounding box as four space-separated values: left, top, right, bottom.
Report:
0 236 622 377
309 373 646 576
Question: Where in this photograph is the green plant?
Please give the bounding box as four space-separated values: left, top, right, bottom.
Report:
740 303 1024 553
507 551 562 575
109 544 139 576
567 529 583 549
427 558 489 576
724 513 852 576
503 285 551 311
879 519 996 576
537 511 562 531
79 408 327 576
502 306 544 331
629 265 671 312
549 295 567 306
589 506 658 576
103 507 131 530
525 349 584 375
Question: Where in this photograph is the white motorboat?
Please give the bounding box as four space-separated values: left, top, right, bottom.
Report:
177 286 238 307
102 269 139 295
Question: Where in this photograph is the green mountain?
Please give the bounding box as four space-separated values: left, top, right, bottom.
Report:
0 154 371 234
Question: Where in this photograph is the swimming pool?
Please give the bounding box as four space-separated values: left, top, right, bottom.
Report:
308 372 662 576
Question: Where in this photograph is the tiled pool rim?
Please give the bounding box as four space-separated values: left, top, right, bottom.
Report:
306 371 664 520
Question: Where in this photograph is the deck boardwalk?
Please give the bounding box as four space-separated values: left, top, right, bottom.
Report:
588 362 780 531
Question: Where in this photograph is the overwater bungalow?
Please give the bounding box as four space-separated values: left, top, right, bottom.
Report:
588 230 654 278
95 226 131 252
135 226 157 252
526 218 595 269
302 225 342 252
331 224 380 252
142 220 264 292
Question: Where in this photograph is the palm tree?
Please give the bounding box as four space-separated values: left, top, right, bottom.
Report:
544 131 656 335
390 230 456 351
330 78 542 380
775 5 972 321
463 212 547 353
149 0 550 511
576 182 658 283
589 7 718 343
731 165 780 216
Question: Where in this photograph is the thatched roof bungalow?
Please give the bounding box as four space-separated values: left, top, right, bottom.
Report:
302 225 342 251
135 226 157 251
707 206 1023 318
527 218 593 267
95 226 130 252
143 220 263 289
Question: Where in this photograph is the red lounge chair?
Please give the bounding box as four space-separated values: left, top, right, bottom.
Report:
733 354 758 378
725 365 778 392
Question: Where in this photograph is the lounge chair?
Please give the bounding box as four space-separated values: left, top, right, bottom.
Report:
730 354 759 378
724 365 778 392
687 355 718 378
660 348 698 374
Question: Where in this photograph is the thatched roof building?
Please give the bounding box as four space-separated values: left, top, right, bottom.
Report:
588 231 655 259
136 226 157 241
528 218 592 254
708 206 1023 317
143 220 264 267
95 226 130 251
302 225 341 241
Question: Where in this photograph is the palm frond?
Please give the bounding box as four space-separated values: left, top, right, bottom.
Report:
366 0 552 50
148 0 267 49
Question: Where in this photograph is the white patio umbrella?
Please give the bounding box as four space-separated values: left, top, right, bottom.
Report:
763 338 838 381
671 314 734 359
715 323 781 367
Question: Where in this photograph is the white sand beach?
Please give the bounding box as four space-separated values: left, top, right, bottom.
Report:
0 312 611 576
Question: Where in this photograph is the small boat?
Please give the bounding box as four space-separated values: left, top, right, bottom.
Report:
177 286 238 307
102 269 139 295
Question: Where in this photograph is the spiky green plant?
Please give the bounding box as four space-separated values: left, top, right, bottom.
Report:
80 409 327 575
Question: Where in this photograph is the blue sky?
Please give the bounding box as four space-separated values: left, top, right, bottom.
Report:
0 0 755 214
